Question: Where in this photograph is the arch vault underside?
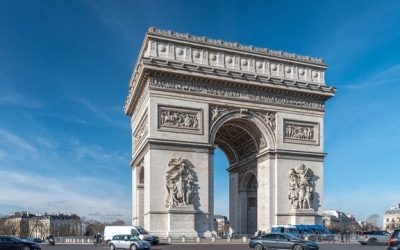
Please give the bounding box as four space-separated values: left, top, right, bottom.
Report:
125 28 335 237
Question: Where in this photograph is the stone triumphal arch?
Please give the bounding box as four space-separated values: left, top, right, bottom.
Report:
124 28 335 237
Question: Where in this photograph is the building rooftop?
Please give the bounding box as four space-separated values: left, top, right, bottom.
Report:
385 204 400 215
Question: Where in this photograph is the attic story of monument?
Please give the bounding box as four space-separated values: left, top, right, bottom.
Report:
124 27 335 237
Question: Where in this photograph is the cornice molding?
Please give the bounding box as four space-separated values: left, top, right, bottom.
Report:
147 27 326 65
124 28 337 116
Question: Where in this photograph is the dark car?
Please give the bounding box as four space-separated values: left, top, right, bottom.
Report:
249 233 319 250
20 237 42 243
0 236 41 250
388 229 400 250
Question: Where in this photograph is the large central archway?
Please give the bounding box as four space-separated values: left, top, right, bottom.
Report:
210 111 274 234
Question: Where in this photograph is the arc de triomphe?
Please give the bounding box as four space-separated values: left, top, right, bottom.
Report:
124 28 335 237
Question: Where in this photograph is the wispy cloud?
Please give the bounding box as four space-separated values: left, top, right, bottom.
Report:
0 128 37 153
81 1 136 43
0 122 131 221
74 97 114 123
346 64 400 90
72 143 127 163
0 149 6 160
73 97 128 128
0 87 43 109
0 170 130 222
40 113 90 125
32 136 57 148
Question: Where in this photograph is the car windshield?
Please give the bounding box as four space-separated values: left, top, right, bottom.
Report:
287 228 299 234
127 235 139 241
136 227 148 234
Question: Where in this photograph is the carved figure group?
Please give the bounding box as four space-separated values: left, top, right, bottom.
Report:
165 158 197 208
151 77 325 110
211 106 227 122
288 164 314 210
285 125 314 140
160 109 199 129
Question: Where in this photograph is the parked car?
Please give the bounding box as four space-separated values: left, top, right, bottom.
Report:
271 225 303 239
388 229 400 250
0 235 41 250
358 230 390 245
294 225 334 241
249 233 319 250
104 226 159 246
108 234 150 250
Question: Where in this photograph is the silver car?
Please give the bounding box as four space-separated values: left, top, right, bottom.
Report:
109 234 151 250
358 231 390 245
249 233 319 250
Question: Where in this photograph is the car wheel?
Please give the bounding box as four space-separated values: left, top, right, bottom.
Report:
109 244 116 250
360 242 367 245
20 246 31 250
368 239 378 245
293 244 304 250
254 243 264 250
130 244 137 250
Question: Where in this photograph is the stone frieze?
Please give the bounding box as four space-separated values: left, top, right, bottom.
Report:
283 119 319 145
158 105 203 134
133 114 148 151
150 76 325 110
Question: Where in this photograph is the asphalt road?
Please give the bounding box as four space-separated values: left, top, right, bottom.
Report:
41 243 388 250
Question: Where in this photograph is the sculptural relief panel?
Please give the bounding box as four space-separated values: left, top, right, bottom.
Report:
158 105 203 134
288 164 316 211
133 113 148 152
165 158 198 209
283 119 319 145
255 111 276 131
209 105 276 134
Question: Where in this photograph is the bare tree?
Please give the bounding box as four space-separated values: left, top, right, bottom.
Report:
84 219 106 236
110 219 125 226
2 220 19 236
364 214 380 231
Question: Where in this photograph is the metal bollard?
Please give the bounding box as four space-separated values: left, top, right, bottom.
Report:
227 236 231 243
242 236 247 243
167 236 172 243
182 236 186 243
211 236 216 243
196 237 201 243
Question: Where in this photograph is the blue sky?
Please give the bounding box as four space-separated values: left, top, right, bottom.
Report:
1 0 400 224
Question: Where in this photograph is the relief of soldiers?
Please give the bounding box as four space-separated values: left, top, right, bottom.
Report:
285 125 314 140
165 158 197 208
288 164 314 210
160 109 199 129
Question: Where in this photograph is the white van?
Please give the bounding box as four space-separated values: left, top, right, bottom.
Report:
103 226 159 245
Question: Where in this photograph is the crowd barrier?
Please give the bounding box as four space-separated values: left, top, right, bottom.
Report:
49 234 361 244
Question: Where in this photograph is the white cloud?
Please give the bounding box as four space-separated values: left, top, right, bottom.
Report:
0 86 43 109
346 64 400 90
0 149 6 160
0 128 37 153
0 170 130 222
72 97 128 129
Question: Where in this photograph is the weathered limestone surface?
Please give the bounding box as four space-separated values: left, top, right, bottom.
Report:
125 28 335 237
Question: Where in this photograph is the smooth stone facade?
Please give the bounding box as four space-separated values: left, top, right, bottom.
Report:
125 27 336 237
